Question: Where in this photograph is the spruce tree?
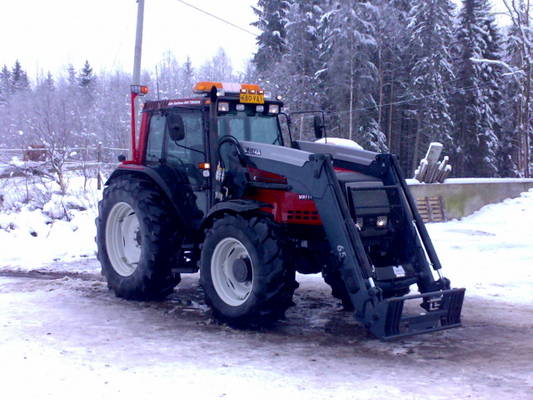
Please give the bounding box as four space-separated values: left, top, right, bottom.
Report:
407 0 455 173
321 1 387 151
79 60 95 88
502 0 532 177
280 0 323 112
252 0 292 73
0 65 11 103
66 64 77 87
44 71 55 91
481 6 516 176
11 60 30 92
180 56 195 96
453 0 500 177
372 0 411 158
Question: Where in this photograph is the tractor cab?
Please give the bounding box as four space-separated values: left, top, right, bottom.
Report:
129 82 286 216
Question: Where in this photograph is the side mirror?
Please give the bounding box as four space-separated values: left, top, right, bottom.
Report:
167 113 185 141
313 115 324 139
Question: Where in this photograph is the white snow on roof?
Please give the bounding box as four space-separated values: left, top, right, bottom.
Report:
315 137 364 150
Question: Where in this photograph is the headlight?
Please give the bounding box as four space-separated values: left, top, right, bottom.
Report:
269 104 280 114
376 215 388 228
356 217 364 229
218 102 229 112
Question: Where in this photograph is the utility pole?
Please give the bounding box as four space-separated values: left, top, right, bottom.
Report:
130 0 145 160
133 0 145 87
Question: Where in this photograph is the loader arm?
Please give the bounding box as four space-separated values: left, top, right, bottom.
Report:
236 141 465 339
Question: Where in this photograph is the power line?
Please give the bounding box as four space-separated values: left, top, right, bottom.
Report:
174 0 257 38
321 78 501 117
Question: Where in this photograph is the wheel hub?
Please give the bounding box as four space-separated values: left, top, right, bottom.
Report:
210 237 253 306
105 202 141 277
232 258 251 283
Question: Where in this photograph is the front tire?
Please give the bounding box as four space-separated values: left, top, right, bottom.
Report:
200 214 297 326
96 178 181 300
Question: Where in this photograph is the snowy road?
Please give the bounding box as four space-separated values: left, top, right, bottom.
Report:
1 260 531 400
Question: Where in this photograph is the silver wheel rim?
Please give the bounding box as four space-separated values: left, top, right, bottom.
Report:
105 202 141 277
211 237 253 306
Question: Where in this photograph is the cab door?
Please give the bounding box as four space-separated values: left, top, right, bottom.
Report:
145 109 208 219
164 109 208 215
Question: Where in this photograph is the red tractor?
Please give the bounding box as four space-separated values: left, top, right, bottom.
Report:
96 82 464 339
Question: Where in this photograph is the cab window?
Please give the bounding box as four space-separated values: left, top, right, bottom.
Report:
166 111 205 165
165 110 205 187
218 112 281 144
146 114 166 162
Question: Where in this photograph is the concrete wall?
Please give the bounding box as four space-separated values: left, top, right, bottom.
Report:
408 179 533 220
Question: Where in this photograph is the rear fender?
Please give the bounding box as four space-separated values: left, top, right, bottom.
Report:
106 166 202 234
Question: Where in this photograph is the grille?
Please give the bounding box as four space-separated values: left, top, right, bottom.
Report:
287 210 319 221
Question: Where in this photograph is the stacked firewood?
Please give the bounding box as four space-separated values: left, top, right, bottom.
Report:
413 142 452 183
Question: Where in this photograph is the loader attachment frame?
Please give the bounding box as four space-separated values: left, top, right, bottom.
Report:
239 141 465 340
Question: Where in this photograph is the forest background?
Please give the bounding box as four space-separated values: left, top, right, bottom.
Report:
0 0 531 178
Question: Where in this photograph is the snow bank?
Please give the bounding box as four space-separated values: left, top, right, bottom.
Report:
0 176 100 269
444 177 533 184
427 189 533 304
0 206 97 269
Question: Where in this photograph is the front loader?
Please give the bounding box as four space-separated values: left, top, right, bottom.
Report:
96 81 464 340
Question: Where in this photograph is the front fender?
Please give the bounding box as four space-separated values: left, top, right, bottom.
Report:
201 199 272 230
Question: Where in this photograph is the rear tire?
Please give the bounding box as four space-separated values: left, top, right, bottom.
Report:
96 178 181 300
200 214 297 326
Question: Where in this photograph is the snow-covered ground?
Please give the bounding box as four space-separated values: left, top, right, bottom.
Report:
0 176 99 268
1 265 531 399
427 189 533 305
1 180 532 399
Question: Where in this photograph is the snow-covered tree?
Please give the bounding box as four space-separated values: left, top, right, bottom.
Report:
252 0 292 73
11 60 30 92
407 0 455 172
479 9 517 177
372 0 411 156
79 60 95 88
320 1 386 151
44 71 55 91
0 65 11 103
274 0 323 112
66 64 77 87
179 56 196 96
501 0 532 177
453 0 501 177
199 48 236 82
78 60 96 109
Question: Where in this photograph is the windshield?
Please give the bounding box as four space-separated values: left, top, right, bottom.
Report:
217 112 282 145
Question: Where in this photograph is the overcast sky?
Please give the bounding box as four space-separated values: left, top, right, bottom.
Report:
0 0 510 79
0 0 259 78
